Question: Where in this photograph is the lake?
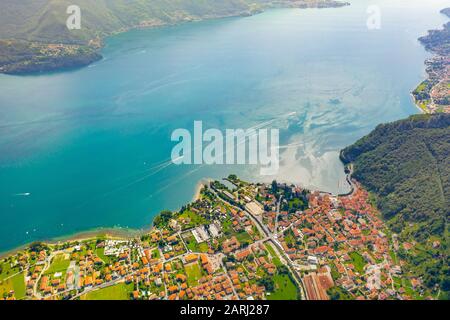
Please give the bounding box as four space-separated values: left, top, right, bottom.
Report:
0 0 448 252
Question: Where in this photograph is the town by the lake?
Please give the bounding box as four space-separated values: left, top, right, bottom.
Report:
0 175 428 300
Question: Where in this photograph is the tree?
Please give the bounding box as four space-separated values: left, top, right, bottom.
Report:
278 265 289 275
257 276 275 292
271 180 278 194
29 241 47 253
153 210 173 227
441 278 450 292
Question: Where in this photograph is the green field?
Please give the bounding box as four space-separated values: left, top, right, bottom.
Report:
327 286 353 300
81 282 134 300
95 247 111 264
0 272 25 299
151 248 161 259
263 243 299 300
348 252 366 274
45 254 70 275
264 244 282 267
197 242 209 253
235 231 252 244
185 236 209 253
185 262 203 287
0 261 21 281
415 81 428 93
267 274 298 300
284 229 296 248
329 263 340 280
392 276 422 300
287 197 307 212
178 210 208 229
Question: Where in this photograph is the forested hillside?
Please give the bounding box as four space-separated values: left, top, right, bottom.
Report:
0 0 266 73
0 0 348 74
418 16 450 56
0 0 264 43
341 114 450 297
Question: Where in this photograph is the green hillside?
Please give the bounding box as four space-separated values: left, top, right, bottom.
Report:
0 0 348 43
0 0 264 43
0 0 348 74
341 114 450 297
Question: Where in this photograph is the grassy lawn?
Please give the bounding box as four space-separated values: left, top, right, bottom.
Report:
329 263 340 280
235 231 252 244
267 274 298 300
197 242 209 253
327 286 353 300
0 262 21 281
389 250 398 264
284 229 296 248
415 82 427 92
288 197 307 212
265 244 282 267
81 282 133 300
184 262 203 287
186 236 210 253
178 210 207 229
151 248 160 259
0 272 26 299
221 218 233 234
45 254 70 275
263 243 299 300
393 276 422 300
349 252 366 274
95 247 111 264
186 236 197 252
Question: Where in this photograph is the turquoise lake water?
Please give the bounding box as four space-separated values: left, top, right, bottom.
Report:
0 0 448 252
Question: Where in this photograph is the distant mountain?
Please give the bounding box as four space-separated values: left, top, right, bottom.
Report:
0 0 262 44
341 114 449 296
0 0 348 74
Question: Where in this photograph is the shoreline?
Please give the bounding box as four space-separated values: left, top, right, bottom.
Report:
411 93 426 114
193 182 205 202
192 178 214 201
0 177 213 258
0 227 149 259
0 167 354 259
